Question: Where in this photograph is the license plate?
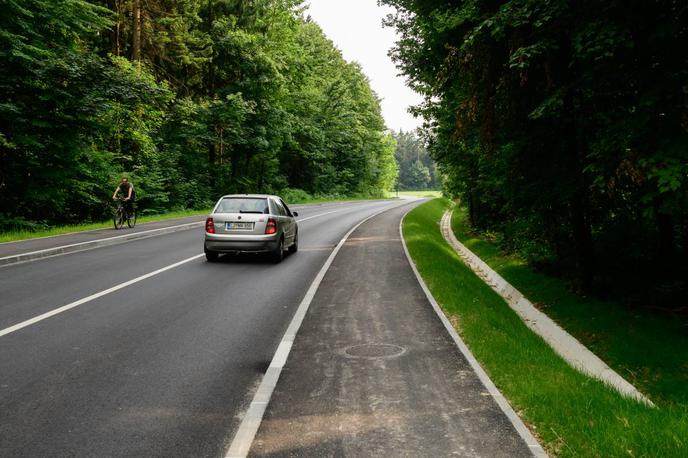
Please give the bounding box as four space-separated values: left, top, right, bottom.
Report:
226 222 253 230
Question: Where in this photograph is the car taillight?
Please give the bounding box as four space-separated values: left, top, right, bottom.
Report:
206 217 215 234
265 218 277 235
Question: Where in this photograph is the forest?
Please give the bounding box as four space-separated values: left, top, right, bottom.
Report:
382 0 688 306
392 130 439 190
0 0 398 229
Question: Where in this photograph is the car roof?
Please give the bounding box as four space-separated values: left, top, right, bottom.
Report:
218 194 278 199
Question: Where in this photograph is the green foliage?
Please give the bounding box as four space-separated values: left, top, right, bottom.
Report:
280 187 312 203
383 0 688 303
392 130 438 190
0 0 396 228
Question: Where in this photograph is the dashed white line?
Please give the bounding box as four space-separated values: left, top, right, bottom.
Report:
0 204 383 338
0 254 204 339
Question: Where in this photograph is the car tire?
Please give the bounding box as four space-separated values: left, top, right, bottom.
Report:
272 237 284 263
205 248 219 262
288 231 298 254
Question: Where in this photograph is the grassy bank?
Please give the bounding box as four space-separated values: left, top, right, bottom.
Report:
0 209 211 244
402 198 688 457
385 190 442 198
0 194 395 244
451 206 688 407
288 195 395 204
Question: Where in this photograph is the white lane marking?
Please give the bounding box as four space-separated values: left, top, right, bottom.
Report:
295 201 397 223
0 202 377 264
398 209 548 458
225 200 410 458
0 201 392 267
0 254 204 339
0 222 204 263
0 204 386 337
295 209 341 222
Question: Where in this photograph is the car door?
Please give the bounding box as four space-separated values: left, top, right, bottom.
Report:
272 198 293 244
280 199 297 243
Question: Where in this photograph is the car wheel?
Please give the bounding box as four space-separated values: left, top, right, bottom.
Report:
272 237 284 263
288 231 298 254
205 247 219 262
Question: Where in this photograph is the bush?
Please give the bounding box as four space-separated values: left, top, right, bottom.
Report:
0 214 48 233
280 188 313 204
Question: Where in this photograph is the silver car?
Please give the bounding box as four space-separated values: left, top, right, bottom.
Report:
204 194 299 263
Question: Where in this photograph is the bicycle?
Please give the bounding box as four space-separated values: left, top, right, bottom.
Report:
113 197 137 229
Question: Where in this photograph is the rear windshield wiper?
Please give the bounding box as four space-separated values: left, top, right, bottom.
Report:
239 210 264 214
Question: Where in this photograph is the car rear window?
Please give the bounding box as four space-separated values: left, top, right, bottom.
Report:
215 198 269 214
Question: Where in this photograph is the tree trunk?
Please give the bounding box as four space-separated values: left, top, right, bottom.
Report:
657 210 674 263
683 214 688 261
131 0 142 62
206 0 215 94
565 90 595 292
208 140 217 193
109 0 121 56
467 189 477 228
571 189 595 292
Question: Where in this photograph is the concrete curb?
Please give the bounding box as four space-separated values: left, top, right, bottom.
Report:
400 210 548 458
0 221 204 268
441 209 653 406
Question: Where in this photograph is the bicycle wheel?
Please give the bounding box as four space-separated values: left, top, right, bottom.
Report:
127 208 137 228
113 207 125 230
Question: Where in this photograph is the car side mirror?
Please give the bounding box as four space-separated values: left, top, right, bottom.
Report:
293 212 299 217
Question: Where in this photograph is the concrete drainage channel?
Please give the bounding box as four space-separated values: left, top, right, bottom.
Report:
440 209 653 406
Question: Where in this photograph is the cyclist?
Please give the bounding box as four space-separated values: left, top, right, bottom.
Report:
112 177 136 214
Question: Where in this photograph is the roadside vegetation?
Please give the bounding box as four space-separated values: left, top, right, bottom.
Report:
451 206 688 407
403 198 688 457
0 189 396 243
392 130 439 191
0 0 398 233
0 208 211 244
384 0 687 310
395 190 442 198
0 190 394 243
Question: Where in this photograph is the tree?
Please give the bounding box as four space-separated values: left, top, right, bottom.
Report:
1 0 398 228
382 0 688 301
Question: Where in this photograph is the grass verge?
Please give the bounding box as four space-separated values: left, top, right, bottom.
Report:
0 208 211 244
388 190 442 198
0 195 395 244
403 198 688 457
451 206 688 408
288 195 395 204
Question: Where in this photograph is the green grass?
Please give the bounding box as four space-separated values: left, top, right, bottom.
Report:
288 195 396 204
451 206 688 408
0 195 395 244
388 190 442 198
403 198 688 457
0 208 211 244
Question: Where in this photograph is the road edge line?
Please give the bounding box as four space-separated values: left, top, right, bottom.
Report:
224 200 413 458
0 201 393 268
399 205 548 458
0 222 204 268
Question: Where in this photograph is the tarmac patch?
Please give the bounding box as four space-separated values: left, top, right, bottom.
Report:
341 343 406 360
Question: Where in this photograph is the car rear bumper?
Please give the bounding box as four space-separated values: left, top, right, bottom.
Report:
204 233 279 253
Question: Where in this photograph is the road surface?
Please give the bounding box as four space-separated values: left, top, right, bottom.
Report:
0 199 408 457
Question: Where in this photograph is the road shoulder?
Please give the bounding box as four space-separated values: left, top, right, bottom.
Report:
248 203 536 457
0 215 206 266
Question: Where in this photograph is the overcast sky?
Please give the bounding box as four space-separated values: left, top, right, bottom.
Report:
305 0 423 133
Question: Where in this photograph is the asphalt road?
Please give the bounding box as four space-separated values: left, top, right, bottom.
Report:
0 199 407 458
